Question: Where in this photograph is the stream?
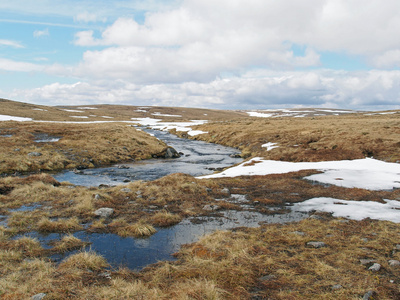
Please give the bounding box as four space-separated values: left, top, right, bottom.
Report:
17 128 309 270
53 128 243 186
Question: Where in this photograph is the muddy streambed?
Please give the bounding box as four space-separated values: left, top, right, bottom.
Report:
53 128 243 186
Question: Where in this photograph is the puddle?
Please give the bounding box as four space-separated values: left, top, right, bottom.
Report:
34 133 62 143
9 204 43 212
15 210 308 270
53 128 242 186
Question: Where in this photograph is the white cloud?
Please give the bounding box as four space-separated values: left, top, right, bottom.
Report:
9 69 400 110
0 39 24 48
33 28 49 38
0 58 42 72
74 12 107 23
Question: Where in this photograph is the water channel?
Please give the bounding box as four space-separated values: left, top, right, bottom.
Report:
19 128 309 270
53 128 243 186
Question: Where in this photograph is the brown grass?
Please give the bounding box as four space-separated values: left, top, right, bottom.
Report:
37 216 83 233
190 113 400 162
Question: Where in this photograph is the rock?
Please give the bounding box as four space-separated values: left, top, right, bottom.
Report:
120 188 132 193
363 291 377 300
259 274 276 281
203 204 220 211
164 147 180 158
368 263 381 272
118 165 130 169
229 153 241 158
31 293 46 300
388 259 400 266
360 259 375 265
221 188 230 194
292 231 306 236
28 152 42 157
396 244 400 250
306 241 327 248
94 208 114 218
94 194 102 200
331 284 343 290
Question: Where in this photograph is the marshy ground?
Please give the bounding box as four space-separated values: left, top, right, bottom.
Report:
1 99 400 299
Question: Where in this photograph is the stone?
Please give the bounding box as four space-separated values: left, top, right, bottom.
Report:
31 293 46 300
259 274 276 281
368 263 381 272
203 204 220 211
118 165 130 169
292 231 306 236
388 259 400 266
331 284 343 290
164 147 180 158
306 241 327 248
221 188 230 194
360 259 375 265
94 208 114 218
309 215 324 220
120 188 132 193
94 194 102 200
363 291 377 300
28 152 42 157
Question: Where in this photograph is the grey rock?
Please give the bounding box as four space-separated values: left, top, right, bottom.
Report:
363 290 377 300
203 204 220 211
28 152 42 157
120 188 132 193
306 241 327 248
94 207 114 218
396 244 400 250
292 231 306 236
331 284 343 290
388 259 400 266
259 274 276 281
221 188 230 194
31 293 46 300
94 194 102 200
164 147 180 158
360 259 375 265
368 263 381 272
118 165 130 169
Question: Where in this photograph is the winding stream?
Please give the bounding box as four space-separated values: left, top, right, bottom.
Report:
17 128 309 270
53 128 242 186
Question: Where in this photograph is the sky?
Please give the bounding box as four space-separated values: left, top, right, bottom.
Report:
1 0 400 110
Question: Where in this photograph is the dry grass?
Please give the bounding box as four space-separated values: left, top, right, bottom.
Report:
37 216 83 233
59 251 109 271
51 234 88 252
0 121 167 174
190 113 400 162
150 211 182 227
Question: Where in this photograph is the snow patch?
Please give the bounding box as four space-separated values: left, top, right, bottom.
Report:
151 112 182 117
262 142 279 151
0 114 32 121
131 117 208 136
199 157 400 190
70 116 89 119
292 197 400 223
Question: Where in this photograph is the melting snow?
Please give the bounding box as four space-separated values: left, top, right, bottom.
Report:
199 157 400 191
0 114 32 121
70 116 89 119
131 117 208 136
61 109 85 113
262 142 279 151
292 198 400 223
151 112 182 117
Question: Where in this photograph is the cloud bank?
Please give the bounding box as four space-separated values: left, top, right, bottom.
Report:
4 0 400 110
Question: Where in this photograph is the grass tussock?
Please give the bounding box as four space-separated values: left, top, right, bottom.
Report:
150 211 182 227
111 219 157 238
59 251 109 271
37 216 83 233
51 234 88 252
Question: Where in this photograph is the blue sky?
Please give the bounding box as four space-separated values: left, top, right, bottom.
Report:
1 0 400 110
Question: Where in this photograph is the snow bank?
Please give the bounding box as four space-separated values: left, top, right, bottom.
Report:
292 197 400 223
0 114 32 121
262 142 279 151
199 157 400 190
131 117 208 136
